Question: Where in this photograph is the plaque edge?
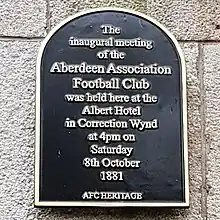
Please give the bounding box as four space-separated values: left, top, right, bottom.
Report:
34 7 189 208
34 201 190 208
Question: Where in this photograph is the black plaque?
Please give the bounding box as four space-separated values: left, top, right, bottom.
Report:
35 8 189 207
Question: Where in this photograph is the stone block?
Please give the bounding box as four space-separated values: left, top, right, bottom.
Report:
204 44 220 220
0 0 47 37
49 0 220 40
0 40 41 219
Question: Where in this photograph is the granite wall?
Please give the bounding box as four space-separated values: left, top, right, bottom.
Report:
0 1 220 219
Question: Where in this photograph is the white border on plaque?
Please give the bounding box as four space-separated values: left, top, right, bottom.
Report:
35 7 189 207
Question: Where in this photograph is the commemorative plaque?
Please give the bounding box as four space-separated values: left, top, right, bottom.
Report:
35 8 189 207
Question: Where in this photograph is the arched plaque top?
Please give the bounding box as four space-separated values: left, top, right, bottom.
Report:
37 8 186 71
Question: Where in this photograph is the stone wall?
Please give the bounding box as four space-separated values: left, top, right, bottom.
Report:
0 1 219 219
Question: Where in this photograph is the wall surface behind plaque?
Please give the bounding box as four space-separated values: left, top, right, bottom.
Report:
0 0 220 219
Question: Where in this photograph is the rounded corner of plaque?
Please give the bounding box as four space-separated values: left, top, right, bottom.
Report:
183 200 190 208
34 200 41 207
